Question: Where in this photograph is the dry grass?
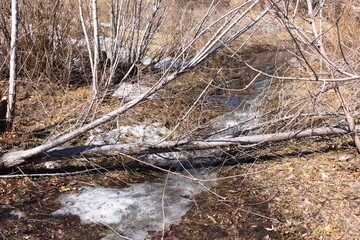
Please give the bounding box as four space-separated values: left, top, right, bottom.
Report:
250 147 360 239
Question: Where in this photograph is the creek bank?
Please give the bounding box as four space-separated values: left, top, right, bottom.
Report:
49 49 291 239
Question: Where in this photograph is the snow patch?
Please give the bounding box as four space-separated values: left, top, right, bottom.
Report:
154 57 183 70
10 210 25 219
53 169 216 240
43 161 61 169
86 123 169 145
112 82 154 100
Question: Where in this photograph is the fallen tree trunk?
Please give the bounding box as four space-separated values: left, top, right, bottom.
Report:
0 125 358 169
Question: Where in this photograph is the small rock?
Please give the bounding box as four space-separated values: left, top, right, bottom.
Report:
339 155 351 161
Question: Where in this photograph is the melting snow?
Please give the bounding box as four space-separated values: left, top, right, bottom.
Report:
53 169 216 240
10 210 25 219
43 161 61 169
112 82 156 100
153 57 183 70
86 123 169 145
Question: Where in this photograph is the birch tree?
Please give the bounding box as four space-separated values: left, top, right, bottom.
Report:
6 0 18 131
91 0 100 97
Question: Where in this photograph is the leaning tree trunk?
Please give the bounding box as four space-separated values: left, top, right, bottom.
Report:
6 0 18 131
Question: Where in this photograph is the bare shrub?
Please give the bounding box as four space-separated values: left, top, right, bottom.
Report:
0 0 85 86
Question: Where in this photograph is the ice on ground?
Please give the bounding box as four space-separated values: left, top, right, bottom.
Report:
154 57 183 70
212 110 260 136
43 161 61 169
53 169 217 240
86 123 169 145
112 82 154 100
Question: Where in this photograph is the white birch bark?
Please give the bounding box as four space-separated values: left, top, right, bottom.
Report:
92 0 100 96
78 0 94 71
6 0 18 130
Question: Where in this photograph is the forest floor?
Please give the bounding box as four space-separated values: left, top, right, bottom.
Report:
0 137 359 239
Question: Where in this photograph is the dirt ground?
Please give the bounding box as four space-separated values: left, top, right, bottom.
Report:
1 141 359 240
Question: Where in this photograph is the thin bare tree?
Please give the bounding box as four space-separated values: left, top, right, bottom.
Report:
267 0 360 151
92 0 100 97
6 0 18 131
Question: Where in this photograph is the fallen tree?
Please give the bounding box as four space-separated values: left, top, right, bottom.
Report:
0 124 358 169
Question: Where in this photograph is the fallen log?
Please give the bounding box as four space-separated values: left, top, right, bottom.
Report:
0 125 358 169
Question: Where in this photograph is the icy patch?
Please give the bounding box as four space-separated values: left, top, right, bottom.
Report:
253 77 271 91
10 210 25 219
53 169 216 240
43 161 61 169
112 82 151 100
212 110 260 136
86 123 169 145
154 57 183 70
99 36 129 61
141 56 153 66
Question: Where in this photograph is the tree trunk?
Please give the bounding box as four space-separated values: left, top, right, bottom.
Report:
0 96 7 133
0 125 358 169
6 0 18 131
92 0 100 96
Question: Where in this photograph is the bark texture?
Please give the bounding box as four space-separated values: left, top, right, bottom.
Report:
6 0 18 130
0 97 7 133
